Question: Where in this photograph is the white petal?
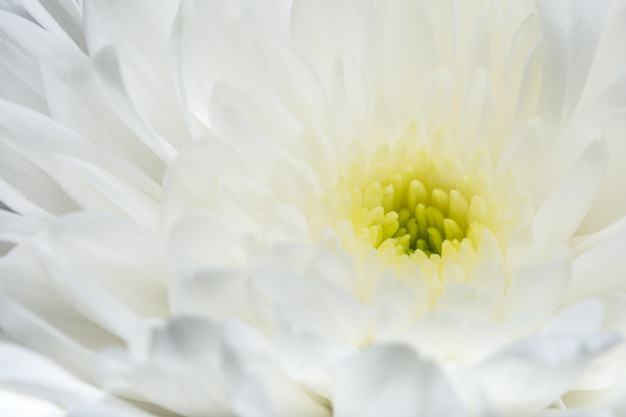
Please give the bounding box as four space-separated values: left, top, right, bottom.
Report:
249 268 370 344
455 69 496 153
542 298 605 337
214 174 276 234
404 312 507 364
166 211 247 269
0 100 162 215
208 81 288 178
21 0 85 51
0 11 70 113
82 0 178 67
0 13 163 179
330 53 370 144
30 213 169 330
275 320 355 396
0 13 164 180
536 409 614 417
0 389 65 417
261 203 312 245
0 297 94 379
534 0 609 136
497 117 546 191
170 267 253 322
271 156 321 215
91 46 181 162
259 39 330 127
170 0 288 130
576 106 626 233
535 137 608 247
370 0 436 122
291 0 374 89
0 209 49 244
40 53 166 182
302 245 357 294
0 101 80 216
0 177 55 220
161 134 247 230
501 246 572 320
0 340 102 407
418 69 455 135
68 402 160 417
331 344 467 417
566 226 626 303
0 244 120 352
0 1 32 19
370 278 417 342
96 318 328 417
95 318 233 416
465 333 621 417
49 155 159 228
583 0 626 100
220 320 330 417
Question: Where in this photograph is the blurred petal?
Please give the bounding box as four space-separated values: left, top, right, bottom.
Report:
332 344 467 417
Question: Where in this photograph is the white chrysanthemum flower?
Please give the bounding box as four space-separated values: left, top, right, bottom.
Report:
2 0 626 416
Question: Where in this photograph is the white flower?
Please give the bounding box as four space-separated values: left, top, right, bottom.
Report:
2 0 626 416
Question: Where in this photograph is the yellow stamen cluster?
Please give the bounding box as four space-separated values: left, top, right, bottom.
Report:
353 175 481 257
326 130 505 271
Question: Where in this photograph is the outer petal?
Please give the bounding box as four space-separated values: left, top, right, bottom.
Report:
29 213 170 339
21 0 85 51
535 138 608 247
0 389 65 417
95 317 329 417
0 11 165 180
566 225 626 303
331 344 467 417
463 333 621 417
169 0 288 132
0 340 102 406
534 0 608 136
370 0 436 123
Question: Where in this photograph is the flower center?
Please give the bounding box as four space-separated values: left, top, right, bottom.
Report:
324 127 505 271
353 173 474 257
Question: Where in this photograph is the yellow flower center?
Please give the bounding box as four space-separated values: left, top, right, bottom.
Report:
323 127 507 275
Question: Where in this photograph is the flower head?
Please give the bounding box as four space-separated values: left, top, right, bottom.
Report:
2 1 626 416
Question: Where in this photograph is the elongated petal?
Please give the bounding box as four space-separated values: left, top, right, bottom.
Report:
96 317 329 417
21 0 85 51
30 213 169 336
534 0 609 136
535 137 608 247
370 0 436 122
465 333 621 417
332 344 467 417
566 226 626 303
0 341 103 406
259 40 330 127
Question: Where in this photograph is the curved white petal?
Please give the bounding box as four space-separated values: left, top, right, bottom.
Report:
534 0 609 136
501 246 572 320
566 226 626 303
21 0 85 51
535 137 609 247
96 317 329 417
0 340 102 407
30 213 169 331
464 333 621 417
370 0 436 122
0 297 95 379
259 39 330 127
331 344 467 417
